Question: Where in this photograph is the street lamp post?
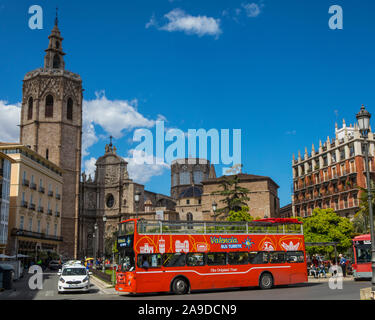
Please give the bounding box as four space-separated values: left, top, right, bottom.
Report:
135 191 141 219
93 223 98 268
102 216 107 273
212 201 217 222
356 104 375 296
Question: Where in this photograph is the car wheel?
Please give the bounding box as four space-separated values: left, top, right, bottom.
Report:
172 277 188 295
259 272 273 290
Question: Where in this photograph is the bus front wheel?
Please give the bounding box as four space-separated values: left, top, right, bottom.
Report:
172 277 189 295
259 272 273 290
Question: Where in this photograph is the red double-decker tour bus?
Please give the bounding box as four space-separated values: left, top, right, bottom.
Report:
115 218 307 294
352 234 372 280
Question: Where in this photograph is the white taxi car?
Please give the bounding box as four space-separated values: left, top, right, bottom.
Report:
57 265 91 293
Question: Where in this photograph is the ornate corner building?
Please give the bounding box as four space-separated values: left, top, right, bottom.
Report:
19 19 82 259
292 120 375 218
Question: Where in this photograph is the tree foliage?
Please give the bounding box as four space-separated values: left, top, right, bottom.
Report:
227 206 254 222
303 208 354 258
211 175 250 220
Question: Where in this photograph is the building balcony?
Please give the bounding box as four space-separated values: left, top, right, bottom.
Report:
22 179 29 187
47 209 53 216
48 191 54 197
38 186 45 193
29 203 36 211
21 200 28 208
11 228 63 242
30 182 37 190
56 193 61 200
55 211 60 217
37 206 44 213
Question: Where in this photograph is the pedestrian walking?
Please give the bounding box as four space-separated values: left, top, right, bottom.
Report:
339 254 347 277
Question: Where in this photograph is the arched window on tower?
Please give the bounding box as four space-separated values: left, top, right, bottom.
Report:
55 41 60 49
27 97 33 120
67 98 73 120
53 54 60 69
45 95 54 118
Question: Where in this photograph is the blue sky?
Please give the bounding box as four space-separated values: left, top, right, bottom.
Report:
1 0 375 206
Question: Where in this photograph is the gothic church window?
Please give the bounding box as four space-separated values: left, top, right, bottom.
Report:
67 98 73 120
45 95 54 118
180 171 190 185
27 97 33 120
106 194 115 208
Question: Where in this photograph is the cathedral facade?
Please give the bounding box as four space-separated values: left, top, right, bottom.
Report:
78 141 176 258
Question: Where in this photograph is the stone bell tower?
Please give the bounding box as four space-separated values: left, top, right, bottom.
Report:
20 14 83 259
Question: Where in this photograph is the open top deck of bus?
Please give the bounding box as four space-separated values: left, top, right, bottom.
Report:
118 218 304 236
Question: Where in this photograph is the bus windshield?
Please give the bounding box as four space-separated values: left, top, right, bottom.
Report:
119 221 135 236
355 244 371 264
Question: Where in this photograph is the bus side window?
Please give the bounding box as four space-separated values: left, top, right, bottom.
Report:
269 252 285 264
163 253 186 267
228 252 249 265
137 254 162 268
249 252 269 264
207 253 227 266
186 253 205 266
286 251 304 263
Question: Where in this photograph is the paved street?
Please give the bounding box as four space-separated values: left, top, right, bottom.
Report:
0 271 370 300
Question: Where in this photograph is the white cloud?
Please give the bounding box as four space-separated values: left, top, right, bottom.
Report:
148 8 222 38
0 100 21 142
83 91 156 139
82 91 164 157
124 149 170 184
241 2 263 18
83 157 97 178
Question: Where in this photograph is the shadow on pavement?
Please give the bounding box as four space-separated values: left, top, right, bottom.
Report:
119 282 321 298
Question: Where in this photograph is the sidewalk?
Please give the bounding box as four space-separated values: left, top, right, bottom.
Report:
308 275 354 283
90 275 119 295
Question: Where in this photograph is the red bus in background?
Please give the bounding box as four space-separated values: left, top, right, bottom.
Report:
352 234 372 280
115 218 307 295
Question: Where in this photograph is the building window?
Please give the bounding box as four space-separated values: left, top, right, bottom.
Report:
193 170 203 184
187 212 193 229
180 171 190 185
27 97 33 120
46 149 49 160
67 98 73 120
323 155 328 167
340 148 345 160
20 216 24 230
54 224 58 237
349 144 355 157
37 220 41 233
28 218 33 232
186 199 190 205
45 95 54 118
331 152 336 163
46 222 50 236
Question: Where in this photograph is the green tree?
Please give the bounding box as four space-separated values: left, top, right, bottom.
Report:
303 208 354 259
211 175 250 220
227 206 253 222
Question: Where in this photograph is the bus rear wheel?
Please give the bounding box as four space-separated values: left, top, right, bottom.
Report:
259 272 273 290
172 277 188 295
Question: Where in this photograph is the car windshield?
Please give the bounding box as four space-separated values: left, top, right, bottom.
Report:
62 268 87 276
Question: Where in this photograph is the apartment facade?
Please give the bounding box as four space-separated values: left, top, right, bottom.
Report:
0 144 63 257
0 152 15 255
292 120 375 218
